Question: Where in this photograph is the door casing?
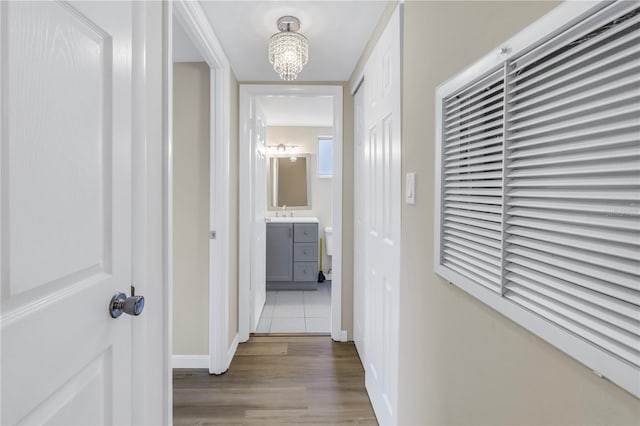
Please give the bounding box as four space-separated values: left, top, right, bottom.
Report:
169 0 237 374
239 84 345 342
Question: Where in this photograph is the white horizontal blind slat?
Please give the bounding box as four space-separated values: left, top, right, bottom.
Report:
507 132 639 159
503 3 640 367
507 216 640 245
506 158 640 178
446 179 503 188
507 206 640 231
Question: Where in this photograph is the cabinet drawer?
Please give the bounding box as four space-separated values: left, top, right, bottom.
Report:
293 262 317 281
294 243 317 262
294 223 317 243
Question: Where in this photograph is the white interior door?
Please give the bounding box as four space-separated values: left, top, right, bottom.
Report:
353 83 366 361
362 6 401 425
1 1 136 424
251 107 267 331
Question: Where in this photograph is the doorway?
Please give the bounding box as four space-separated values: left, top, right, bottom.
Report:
169 1 235 374
239 85 345 341
256 99 336 333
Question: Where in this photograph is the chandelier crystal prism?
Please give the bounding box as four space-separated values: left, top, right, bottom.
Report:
268 16 309 81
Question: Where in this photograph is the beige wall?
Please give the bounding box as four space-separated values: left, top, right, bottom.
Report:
172 62 210 355
229 71 239 347
266 126 334 272
396 1 640 424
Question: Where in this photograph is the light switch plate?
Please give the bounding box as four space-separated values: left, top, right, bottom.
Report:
406 172 416 205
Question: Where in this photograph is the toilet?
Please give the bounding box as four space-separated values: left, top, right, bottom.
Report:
324 227 333 280
324 227 333 256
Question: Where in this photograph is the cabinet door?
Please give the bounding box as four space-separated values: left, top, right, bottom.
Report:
266 223 293 281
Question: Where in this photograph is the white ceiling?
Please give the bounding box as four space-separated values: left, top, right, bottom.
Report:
172 16 204 63
258 96 333 127
198 1 388 81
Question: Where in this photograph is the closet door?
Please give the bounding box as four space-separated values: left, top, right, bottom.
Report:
362 5 402 425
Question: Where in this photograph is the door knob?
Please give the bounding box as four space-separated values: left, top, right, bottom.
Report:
109 288 145 318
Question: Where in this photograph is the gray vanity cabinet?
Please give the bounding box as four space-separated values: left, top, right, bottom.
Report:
266 223 293 281
266 222 318 290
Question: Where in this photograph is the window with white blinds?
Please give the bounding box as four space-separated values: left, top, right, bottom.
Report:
435 0 640 398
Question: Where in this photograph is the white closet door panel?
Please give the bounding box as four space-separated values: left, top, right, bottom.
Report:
362 6 401 425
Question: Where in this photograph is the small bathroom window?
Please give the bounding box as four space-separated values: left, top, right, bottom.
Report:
317 136 333 177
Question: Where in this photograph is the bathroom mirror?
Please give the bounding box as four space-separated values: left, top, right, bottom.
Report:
267 155 311 210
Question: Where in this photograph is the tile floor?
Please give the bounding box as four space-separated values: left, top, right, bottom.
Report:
256 282 331 334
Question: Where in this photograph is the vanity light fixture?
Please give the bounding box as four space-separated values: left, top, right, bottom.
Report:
268 16 309 81
266 143 300 162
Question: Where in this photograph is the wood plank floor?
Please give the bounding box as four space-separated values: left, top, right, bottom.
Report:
173 336 378 425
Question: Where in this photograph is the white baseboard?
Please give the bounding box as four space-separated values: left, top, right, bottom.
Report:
172 354 209 369
172 334 239 371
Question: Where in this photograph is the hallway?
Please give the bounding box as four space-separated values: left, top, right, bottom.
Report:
173 336 377 425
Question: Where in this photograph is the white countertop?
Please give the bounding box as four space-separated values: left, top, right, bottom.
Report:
265 216 319 224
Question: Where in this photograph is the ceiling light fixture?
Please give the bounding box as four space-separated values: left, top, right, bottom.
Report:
268 16 308 81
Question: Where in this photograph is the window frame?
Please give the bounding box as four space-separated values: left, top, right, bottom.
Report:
434 0 639 398
317 136 334 178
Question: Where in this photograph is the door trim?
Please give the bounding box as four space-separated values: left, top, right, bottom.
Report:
239 84 344 342
171 0 235 374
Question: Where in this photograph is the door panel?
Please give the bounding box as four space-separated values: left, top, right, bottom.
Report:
252 110 267 330
266 224 293 281
1 1 133 424
361 6 401 425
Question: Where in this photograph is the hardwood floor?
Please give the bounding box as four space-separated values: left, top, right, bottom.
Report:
173 336 378 425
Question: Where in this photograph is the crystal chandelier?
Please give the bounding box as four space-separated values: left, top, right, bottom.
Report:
268 16 309 81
